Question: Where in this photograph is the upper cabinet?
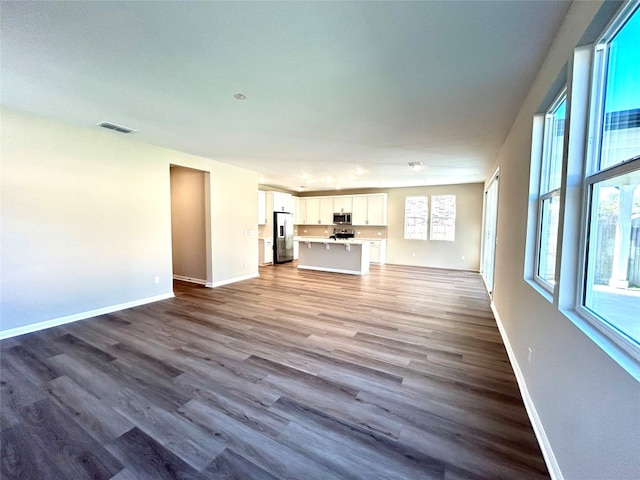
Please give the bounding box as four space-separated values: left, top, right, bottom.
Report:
291 196 299 223
272 192 292 212
258 190 267 225
260 191 295 225
297 198 307 224
319 197 334 224
294 193 387 226
334 196 352 214
352 194 387 226
352 196 368 225
366 194 387 225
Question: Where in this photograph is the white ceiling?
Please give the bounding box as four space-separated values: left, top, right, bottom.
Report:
1 1 571 192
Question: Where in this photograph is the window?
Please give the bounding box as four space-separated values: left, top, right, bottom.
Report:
536 92 567 290
582 2 640 356
430 194 456 241
404 196 428 240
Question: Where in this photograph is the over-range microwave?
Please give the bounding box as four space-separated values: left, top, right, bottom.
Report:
333 212 352 225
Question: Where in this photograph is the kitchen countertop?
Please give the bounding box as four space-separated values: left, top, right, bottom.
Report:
294 236 368 244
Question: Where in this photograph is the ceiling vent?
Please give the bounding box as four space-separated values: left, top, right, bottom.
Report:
96 121 137 134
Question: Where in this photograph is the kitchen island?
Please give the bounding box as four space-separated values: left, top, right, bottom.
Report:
296 237 370 275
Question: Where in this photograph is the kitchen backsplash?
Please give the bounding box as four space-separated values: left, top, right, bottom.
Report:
294 225 387 239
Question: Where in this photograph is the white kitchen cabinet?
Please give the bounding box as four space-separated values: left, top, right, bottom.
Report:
259 238 274 265
297 198 307 224
271 192 291 212
291 196 299 224
334 196 353 214
302 197 333 225
367 194 387 225
352 194 387 226
368 239 387 264
352 196 368 225
305 197 320 224
258 190 267 225
320 197 334 225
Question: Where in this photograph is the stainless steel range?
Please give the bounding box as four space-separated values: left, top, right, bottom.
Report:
330 228 355 240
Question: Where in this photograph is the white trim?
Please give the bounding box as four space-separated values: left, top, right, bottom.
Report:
172 274 207 285
297 265 368 275
0 292 175 340
490 301 563 480
208 273 259 288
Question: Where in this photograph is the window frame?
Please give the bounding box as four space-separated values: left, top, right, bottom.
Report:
576 0 640 361
534 89 568 293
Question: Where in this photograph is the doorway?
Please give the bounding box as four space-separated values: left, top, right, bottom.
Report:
169 165 211 286
481 170 499 297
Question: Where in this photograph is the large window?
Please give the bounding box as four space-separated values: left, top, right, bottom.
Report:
582 3 640 355
536 91 567 290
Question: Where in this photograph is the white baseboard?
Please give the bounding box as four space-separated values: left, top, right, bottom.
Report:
0 292 175 340
173 274 207 285
490 301 563 480
208 272 259 288
297 265 368 275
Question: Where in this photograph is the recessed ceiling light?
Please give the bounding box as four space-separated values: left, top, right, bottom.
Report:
355 168 364 176
407 161 424 171
96 121 136 134
233 93 246 100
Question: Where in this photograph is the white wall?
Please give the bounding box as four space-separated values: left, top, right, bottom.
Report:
0 108 259 336
386 183 483 270
488 2 640 479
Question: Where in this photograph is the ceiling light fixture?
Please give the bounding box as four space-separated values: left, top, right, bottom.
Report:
233 93 246 100
96 121 136 134
407 161 424 171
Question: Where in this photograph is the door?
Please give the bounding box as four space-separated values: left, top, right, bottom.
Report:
481 171 499 296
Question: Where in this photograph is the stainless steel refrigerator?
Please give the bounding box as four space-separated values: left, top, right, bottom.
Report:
273 211 294 263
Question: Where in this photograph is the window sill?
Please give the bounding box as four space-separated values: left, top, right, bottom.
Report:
525 277 555 304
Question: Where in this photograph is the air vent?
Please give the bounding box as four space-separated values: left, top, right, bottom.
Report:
96 122 137 134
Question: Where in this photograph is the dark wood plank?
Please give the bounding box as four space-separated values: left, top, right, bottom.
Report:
105 427 204 480
18 398 123 479
1 424 67 480
44 375 134 444
204 448 279 480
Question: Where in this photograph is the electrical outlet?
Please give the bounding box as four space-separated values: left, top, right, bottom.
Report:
412 253 416 257
154 276 160 284
528 347 533 365
461 255 465 260
244 261 248 268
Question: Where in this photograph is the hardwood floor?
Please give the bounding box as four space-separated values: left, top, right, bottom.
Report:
1 263 549 479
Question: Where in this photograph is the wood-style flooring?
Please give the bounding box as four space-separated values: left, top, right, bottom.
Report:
1 263 550 479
